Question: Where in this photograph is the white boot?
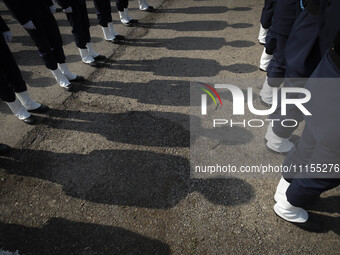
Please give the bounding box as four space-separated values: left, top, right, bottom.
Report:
58 63 77 80
258 24 268 44
108 22 119 37
260 77 274 105
6 99 31 120
274 193 308 223
119 10 130 25
265 125 294 153
138 0 149 10
78 48 95 64
101 26 115 41
86 42 100 58
274 177 291 202
50 68 71 88
15 91 41 111
259 48 273 71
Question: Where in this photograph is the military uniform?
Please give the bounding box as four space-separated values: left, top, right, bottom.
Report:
3 0 81 90
56 0 105 66
0 15 48 124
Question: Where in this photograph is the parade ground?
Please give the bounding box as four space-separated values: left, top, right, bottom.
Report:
0 0 339 254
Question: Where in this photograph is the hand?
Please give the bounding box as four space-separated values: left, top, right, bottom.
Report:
23 20 36 30
50 5 57 14
63 6 73 14
2 31 12 43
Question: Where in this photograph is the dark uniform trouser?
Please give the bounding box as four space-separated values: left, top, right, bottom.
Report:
0 37 27 102
66 0 91 49
93 0 112 27
261 0 276 29
27 11 65 70
116 0 128 12
282 51 340 208
270 10 321 138
267 33 288 87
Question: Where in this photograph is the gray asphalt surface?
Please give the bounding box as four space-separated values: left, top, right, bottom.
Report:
0 0 339 254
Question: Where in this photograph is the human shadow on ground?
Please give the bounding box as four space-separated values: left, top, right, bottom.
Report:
1 148 255 209
41 110 253 147
0 218 170 255
124 37 255 50
12 50 79 67
81 79 256 107
105 57 258 76
139 20 253 32
158 6 252 14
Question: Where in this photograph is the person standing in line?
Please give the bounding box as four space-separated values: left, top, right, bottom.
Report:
0 15 48 125
3 0 83 92
55 0 106 67
116 0 154 26
264 0 322 154
273 0 340 230
93 0 126 43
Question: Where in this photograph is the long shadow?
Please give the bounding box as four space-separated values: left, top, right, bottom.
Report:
12 34 103 47
140 20 253 32
124 37 255 50
12 50 79 66
1 148 254 208
107 57 258 76
0 218 170 255
42 110 253 147
158 6 252 14
81 80 257 107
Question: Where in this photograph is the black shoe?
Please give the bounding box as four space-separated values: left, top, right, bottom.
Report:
142 6 154 12
129 19 139 24
93 55 106 62
123 19 139 26
22 115 37 125
0 143 11 155
69 75 85 83
115 34 125 40
28 104 49 113
84 60 100 67
63 84 79 92
112 37 125 44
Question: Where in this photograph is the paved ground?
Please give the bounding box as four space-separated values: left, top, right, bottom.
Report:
0 0 339 254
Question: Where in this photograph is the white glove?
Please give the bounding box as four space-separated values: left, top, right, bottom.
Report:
2 31 12 43
23 20 36 30
50 5 57 14
63 6 73 13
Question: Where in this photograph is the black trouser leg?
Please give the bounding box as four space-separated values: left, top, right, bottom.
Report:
93 0 112 27
116 0 128 12
66 1 91 48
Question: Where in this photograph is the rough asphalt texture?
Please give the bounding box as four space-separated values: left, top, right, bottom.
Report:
0 0 339 254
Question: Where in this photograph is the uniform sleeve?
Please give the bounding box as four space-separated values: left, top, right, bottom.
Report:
2 0 31 25
55 0 72 10
0 15 10 33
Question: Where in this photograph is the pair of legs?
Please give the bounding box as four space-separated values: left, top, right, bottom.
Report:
63 0 106 66
93 0 125 43
262 9 321 153
273 49 340 226
0 36 48 124
26 10 80 91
